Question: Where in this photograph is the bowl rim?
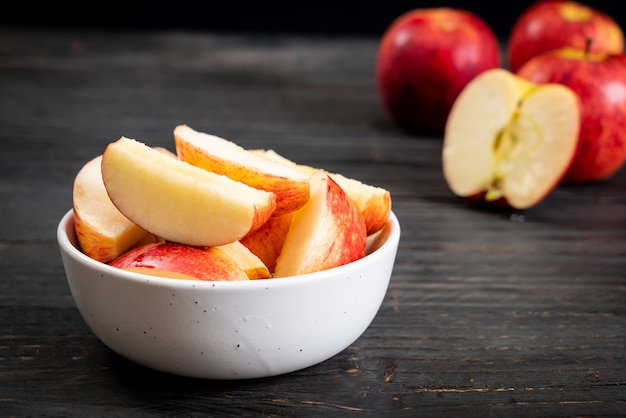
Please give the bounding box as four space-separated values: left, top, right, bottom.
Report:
57 209 400 290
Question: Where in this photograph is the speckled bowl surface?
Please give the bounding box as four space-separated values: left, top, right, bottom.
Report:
57 209 400 379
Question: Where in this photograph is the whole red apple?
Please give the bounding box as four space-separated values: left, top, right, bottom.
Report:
375 7 501 134
508 0 624 72
516 45 626 182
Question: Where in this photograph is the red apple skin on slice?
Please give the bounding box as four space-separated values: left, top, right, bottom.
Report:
109 242 250 281
330 173 391 235
239 212 295 274
101 137 277 247
174 124 310 216
73 154 155 263
273 171 367 278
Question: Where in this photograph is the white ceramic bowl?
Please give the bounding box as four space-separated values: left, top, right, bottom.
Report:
57 209 400 379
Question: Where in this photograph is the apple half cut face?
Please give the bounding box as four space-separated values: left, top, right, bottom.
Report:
442 68 580 209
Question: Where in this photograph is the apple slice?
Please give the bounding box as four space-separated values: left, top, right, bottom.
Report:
328 173 392 235
239 212 295 274
109 242 250 281
442 68 580 209
251 149 391 235
216 240 271 280
101 137 277 247
273 171 367 278
174 125 310 216
72 154 156 263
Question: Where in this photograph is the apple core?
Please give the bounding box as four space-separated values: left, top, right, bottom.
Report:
488 101 543 202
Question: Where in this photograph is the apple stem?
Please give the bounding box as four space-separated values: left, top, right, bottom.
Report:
585 38 592 58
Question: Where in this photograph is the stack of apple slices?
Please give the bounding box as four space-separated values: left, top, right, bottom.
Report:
248 149 392 235
72 125 392 281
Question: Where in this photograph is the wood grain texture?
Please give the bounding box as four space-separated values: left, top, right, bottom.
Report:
1 27 624 417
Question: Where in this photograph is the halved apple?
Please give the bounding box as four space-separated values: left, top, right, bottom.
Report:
109 242 250 281
273 171 367 278
101 137 277 247
174 125 310 216
251 149 391 235
442 68 580 209
72 154 156 263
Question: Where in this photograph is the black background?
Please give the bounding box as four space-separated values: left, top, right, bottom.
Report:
3 1 626 38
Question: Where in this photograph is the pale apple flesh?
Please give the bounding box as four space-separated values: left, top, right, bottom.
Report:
174 124 310 216
73 154 156 263
109 242 250 281
250 149 391 235
101 137 277 247
273 171 367 278
215 240 271 280
443 68 580 209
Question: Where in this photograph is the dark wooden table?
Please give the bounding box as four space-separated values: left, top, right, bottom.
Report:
1 26 625 417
